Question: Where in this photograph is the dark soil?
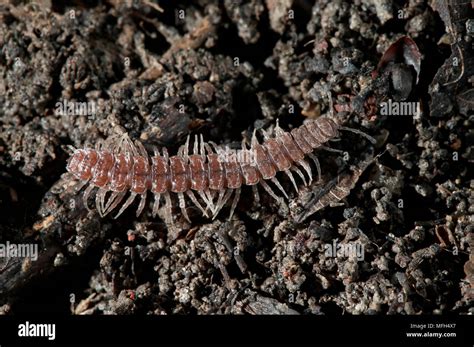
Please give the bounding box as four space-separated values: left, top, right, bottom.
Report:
0 0 472 315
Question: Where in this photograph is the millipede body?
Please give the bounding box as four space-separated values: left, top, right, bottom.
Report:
66 116 373 224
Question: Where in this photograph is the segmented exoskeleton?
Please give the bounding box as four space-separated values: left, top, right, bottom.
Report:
66 115 375 224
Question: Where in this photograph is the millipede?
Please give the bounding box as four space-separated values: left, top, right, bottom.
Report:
66 111 376 225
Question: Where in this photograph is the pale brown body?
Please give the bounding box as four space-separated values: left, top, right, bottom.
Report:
66 117 357 223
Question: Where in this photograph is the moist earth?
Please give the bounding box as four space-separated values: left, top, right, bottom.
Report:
0 0 473 315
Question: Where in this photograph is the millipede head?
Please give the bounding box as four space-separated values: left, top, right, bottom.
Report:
66 149 85 176
317 117 340 138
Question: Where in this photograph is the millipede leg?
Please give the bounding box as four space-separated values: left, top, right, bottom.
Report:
104 134 119 151
260 128 271 141
152 194 161 217
308 153 322 182
271 177 289 199
204 189 216 211
204 142 214 155
241 137 249 150
326 89 335 118
213 189 233 220
100 189 108 215
186 190 208 218
120 133 139 157
111 134 124 154
193 135 199 155
66 145 77 155
115 136 124 154
340 126 377 144
95 188 107 217
115 192 137 218
116 134 133 161
199 134 206 157
298 160 313 184
320 145 344 154
229 188 241 220
163 192 174 225
184 135 190 159
178 192 191 222
209 141 220 154
274 119 285 136
162 147 169 161
103 191 126 216
213 190 225 216
136 140 149 159
251 129 259 146
291 166 307 186
260 179 282 203
198 190 214 214
82 184 95 211
252 185 260 205
284 170 299 193
178 135 190 159
136 193 147 217
129 139 140 157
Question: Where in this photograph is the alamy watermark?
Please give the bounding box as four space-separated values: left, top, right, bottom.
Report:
380 99 421 117
55 99 102 117
323 240 365 261
0 241 38 261
216 146 257 165
18 321 55 341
